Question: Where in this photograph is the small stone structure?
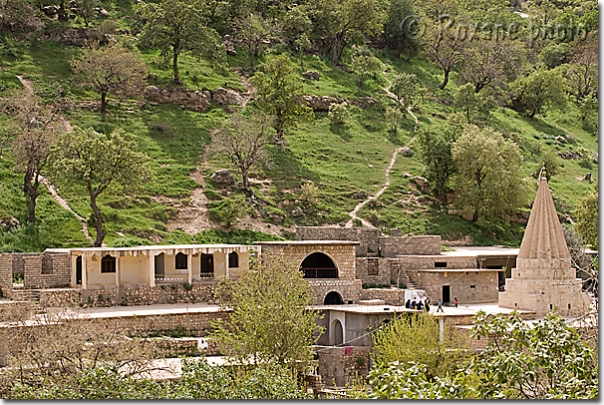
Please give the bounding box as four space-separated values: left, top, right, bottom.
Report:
499 175 590 317
296 227 380 256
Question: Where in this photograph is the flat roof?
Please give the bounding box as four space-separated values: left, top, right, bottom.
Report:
253 240 360 246
421 268 501 273
47 244 253 256
441 246 519 257
314 304 412 314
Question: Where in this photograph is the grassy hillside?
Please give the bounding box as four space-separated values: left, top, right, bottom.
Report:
0 1 597 251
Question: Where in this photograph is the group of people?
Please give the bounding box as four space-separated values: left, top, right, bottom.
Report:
405 296 430 312
405 296 459 313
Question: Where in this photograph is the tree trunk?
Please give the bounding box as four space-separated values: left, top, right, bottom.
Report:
438 68 450 90
530 108 536 119
23 170 39 223
242 168 250 192
90 193 105 247
100 92 107 113
274 111 285 143
173 44 182 85
332 34 344 66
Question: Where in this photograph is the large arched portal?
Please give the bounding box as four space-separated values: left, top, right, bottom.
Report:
324 291 344 305
300 252 338 278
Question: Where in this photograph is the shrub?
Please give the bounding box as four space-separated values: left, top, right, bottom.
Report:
328 102 351 126
209 194 247 227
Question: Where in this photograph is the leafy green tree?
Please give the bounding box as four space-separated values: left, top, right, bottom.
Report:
420 11 467 89
565 33 598 101
382 0 422 61
70 45 148 113
250 54 313 142
510 68 567 119
385 106 403 132
539 151 561 180
210 251 323 373
460 39 525 93
451 125 528 225
538 42 570 69
470 311 598 399
351 362 476 399
310 0 388 66
417 120 463 197
75 0 98 27
574 183 598 249
234 13 275 70
281 5 313 67
137 0 224 85
454 84 497 124
390 72 424 113
350 48 382 91
372 313 470 378
49 127 150 247
209 193 248 228
352 311 598 399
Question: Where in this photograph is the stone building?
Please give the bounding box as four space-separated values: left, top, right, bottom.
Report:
499 175 590 317
252 240 362 306
0 244 252 306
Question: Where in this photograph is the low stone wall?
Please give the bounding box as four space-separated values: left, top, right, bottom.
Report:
410 270 499 304
359 288 406 306
296 227 380 257
73 310 226 337
315 345 370 387
355 258 392 285
80 282 218 307
308 280 362 305
39 289 82 308
379 236 442 257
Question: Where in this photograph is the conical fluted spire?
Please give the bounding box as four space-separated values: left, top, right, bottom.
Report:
517 174 570 260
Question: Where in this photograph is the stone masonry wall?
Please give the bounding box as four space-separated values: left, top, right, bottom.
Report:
40 289 81 307
23 252 71 289
398 255 478 271
316 345 370 387
308 279 362 305
80 282 218 307
296 227 380 257
378 236 442 257
359 288 407 305
410 270 500 304
0 254 12 299
355 258 392 285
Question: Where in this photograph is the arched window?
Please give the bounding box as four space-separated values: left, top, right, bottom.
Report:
228 252 239 268
300 252 338 278
175 253 188 269
101 255 116 273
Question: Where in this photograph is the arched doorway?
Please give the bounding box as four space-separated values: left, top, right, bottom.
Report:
333 319 344 346
324 291 344 305
300 252 338 278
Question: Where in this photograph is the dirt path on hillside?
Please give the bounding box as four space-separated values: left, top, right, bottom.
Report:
345 71 419 228
16 74 93 243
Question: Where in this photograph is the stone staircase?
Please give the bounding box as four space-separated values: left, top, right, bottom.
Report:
10 288 45 314
391 262 418 289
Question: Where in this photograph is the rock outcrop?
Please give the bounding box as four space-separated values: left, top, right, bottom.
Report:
143 86 211 112
210 169 235 186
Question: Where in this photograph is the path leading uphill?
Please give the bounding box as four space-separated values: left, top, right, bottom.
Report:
345 71 419 228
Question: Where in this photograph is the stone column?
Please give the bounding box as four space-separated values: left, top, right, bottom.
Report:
82 255 88 289
149 255 155 287
187 254 192 284
115 255 120 287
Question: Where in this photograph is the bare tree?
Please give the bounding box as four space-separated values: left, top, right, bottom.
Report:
214 113 274 195
70 45 148 113
1 93 61 223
